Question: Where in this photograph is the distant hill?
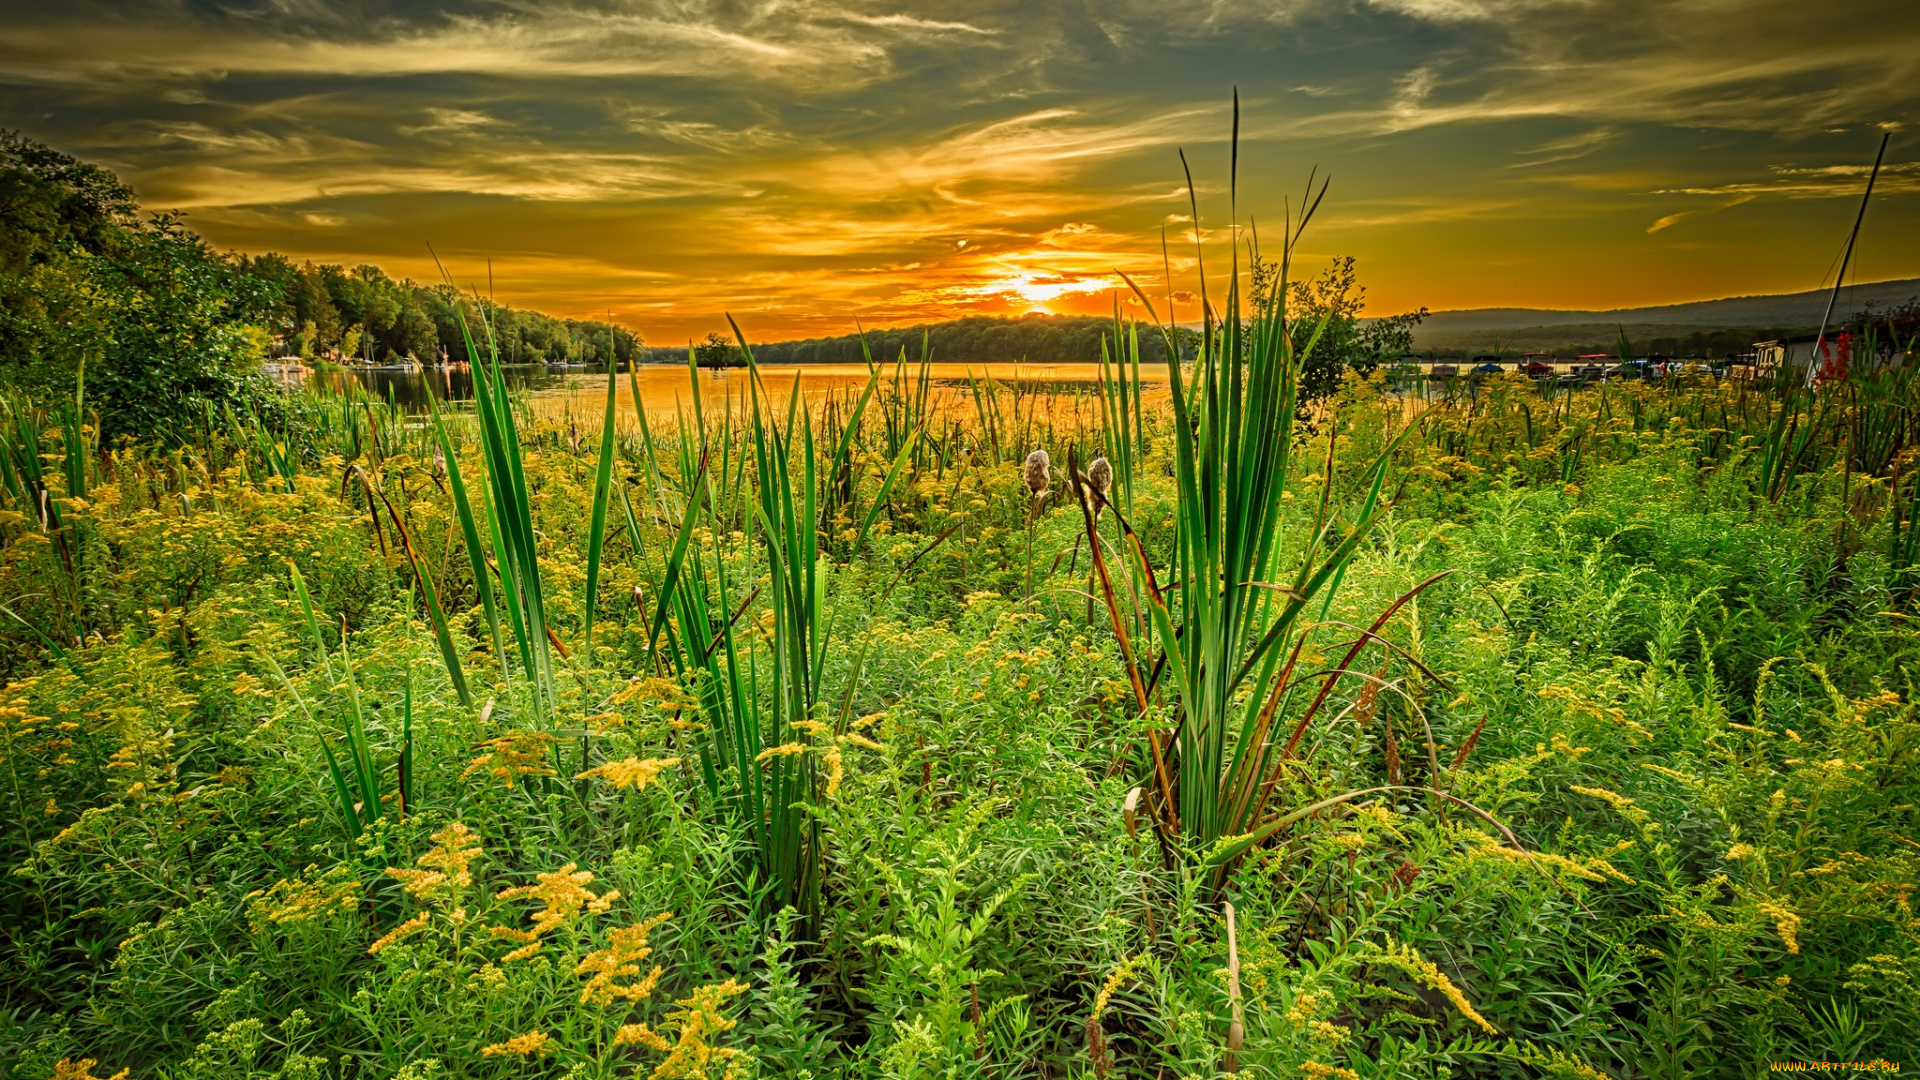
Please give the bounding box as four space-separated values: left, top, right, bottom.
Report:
645 280 1920 365
1412 278 1920 352
644 313 1182 367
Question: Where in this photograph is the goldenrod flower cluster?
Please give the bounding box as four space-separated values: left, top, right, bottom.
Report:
576 755 679 791
492 862 618 961
245 866 359 932
577 912 671 1005
368 911 431 955
463 730 558 788
368 823 487 955
387 822 483 900
753 716 884 798
1372 938 1497 1035
648 980 750 1080
1755 900 1802 954
1090 953 1141 1019
1307 1019 1350 1044
1463 832 1631 885
50 1059 130 1080
479 1029 550 1058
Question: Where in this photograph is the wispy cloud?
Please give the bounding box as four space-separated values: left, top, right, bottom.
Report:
1647 194 1757 233
1 0 1914 339
1651 162 1920 201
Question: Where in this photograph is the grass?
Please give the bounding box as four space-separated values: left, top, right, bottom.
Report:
2 202 1920 1078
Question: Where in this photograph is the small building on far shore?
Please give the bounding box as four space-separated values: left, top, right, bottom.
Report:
1750 336 1821 377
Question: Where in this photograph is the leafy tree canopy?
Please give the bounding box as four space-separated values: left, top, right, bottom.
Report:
0 132 640 438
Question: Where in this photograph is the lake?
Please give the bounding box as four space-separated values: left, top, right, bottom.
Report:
284 361 1171 422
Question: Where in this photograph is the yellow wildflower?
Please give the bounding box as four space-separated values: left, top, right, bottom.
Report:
577 913 672 1005
1307 1019 1350 1044
1756 900 1802 954
611 676 699 713
576 756 680 791
1375 938 1497 1035
754 742 807 763
464 731 557 788
1525 1047 1613 1080
385 822 483 901
822 743 846 797
1549 734 1591 758
1640 763 1699 785
1300 1063 1361 1080
368 912 430 955
494 863 616 957
51 1060 130 1080
1569 785 1650 826
1091 954 1141 1017
615 1023 672 1050
247 867 360 932
480 1030 550 1058
649 981 749 1080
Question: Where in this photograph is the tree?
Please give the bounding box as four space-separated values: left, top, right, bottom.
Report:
88 213 274 437
1256 256 1426 404
289 263 341 354
1 133 281 435
0 129 137 395
694 332 741 370
389 293 440 361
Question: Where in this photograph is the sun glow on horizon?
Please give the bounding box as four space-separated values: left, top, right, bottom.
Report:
971 268 1123 309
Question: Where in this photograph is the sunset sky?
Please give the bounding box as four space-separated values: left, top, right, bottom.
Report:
3 0 1917 344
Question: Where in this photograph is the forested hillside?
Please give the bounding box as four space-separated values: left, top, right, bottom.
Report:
0 132 638 435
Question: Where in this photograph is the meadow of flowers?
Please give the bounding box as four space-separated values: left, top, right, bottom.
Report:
0 295 1917 1079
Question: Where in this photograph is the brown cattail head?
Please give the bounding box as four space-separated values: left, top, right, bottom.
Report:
1087 456 1113 512
1023 449 1051 494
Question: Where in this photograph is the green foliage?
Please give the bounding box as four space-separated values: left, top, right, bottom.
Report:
693 333 743 371
0 133 640 440
1263 254 1428 404
1 363 1917 1075
4 124 1920 1080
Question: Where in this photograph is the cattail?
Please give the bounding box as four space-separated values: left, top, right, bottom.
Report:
1023 449 1052 533
1087 455 1113 515
1022 449 1051 494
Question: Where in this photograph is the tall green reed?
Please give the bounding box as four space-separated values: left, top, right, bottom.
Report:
440 297 558 721
645 322 910 929
1086 110 1437 881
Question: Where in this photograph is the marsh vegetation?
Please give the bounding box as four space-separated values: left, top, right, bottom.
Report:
3 130 1920 1080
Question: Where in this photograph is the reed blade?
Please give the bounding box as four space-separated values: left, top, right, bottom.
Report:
584 361 620 653
289 563 335 684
